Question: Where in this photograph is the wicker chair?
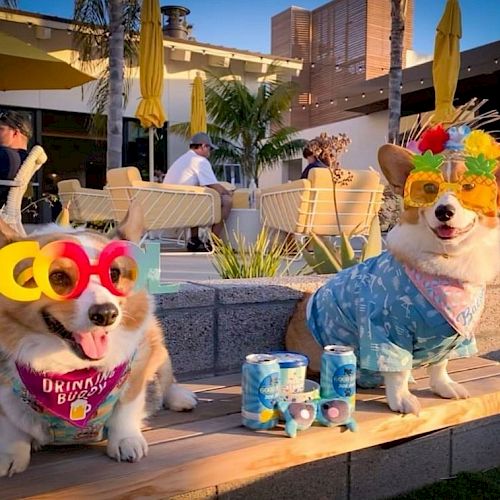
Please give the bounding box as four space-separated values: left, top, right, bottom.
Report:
0 145 47 235
260 168 384 238
57 179 114 230
105 167 221 243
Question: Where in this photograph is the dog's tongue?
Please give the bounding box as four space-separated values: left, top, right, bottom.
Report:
436 225 458 239
72 329 108 359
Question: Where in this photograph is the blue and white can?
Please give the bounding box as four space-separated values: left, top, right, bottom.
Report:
270 351 308 396
241 354 280 430
320 345 356 411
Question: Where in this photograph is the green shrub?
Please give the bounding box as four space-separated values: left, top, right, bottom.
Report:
211 227 301 279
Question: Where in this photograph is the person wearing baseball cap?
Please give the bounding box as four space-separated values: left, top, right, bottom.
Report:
0 110 32 208
164 131 232 252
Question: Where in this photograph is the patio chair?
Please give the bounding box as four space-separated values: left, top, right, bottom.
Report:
105 167 221 243
259 168 384 238
0 145 47 235
57 179 114 231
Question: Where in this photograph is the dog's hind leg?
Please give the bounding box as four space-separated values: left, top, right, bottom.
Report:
143 319 197 412
428 359 470 400
0 413 31 477
285 293 323 375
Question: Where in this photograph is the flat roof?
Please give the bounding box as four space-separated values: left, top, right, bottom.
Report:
0 7 303 69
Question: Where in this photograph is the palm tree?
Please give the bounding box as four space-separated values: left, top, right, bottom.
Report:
171 70 306 187
73 0 140 169
388 0 408 145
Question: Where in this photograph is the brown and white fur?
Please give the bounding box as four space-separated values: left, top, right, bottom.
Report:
0 204 197 477
286 143 500 416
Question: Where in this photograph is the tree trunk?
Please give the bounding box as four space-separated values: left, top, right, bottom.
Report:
107 0 125 169
388 0 407 145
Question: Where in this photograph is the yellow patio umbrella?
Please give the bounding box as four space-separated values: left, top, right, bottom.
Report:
135 0 166 181
0 31 95 91
190 72 207 136
431 0 462 124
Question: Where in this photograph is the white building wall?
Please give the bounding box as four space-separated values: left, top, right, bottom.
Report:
259 111 389 189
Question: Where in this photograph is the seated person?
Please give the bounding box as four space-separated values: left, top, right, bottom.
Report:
0 111 32 208
300 145 326 179
163 132 233 252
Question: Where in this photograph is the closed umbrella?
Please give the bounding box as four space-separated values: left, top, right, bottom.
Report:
190 72 207 136
135 0 166 181
0 31 95 91
431 0 462 124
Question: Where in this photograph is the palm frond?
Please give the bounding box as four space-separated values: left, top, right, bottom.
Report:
0 1 18 7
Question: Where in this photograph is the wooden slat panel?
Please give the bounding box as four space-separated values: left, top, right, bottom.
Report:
8 373 500 499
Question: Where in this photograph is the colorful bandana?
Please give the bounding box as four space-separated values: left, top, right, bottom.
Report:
15 362 129 428
403 265 485 339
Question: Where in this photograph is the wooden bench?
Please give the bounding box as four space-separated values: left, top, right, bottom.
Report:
2 356 500 499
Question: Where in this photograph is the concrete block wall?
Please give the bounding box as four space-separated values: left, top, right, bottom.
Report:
156 275 500 380
155 276 329 380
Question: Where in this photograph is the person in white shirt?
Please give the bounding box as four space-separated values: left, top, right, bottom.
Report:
164 132 233 251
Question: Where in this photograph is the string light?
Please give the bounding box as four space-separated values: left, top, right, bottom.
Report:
335 64 340 72
285 58 497 112
311 62 315 68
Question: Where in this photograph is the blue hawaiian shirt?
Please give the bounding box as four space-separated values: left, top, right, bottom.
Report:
307 251 478 387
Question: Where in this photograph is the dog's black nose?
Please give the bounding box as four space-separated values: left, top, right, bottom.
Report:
435 204 455 222
88 303 119 327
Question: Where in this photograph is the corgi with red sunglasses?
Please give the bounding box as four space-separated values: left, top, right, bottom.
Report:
0 203 196 477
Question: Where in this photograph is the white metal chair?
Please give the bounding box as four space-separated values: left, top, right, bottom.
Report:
105 167 221 244
0 145 47 235
260 168 384 238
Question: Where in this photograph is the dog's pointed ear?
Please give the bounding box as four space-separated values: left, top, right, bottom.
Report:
0 218 22 248
115 199 145 243
378 144 415 196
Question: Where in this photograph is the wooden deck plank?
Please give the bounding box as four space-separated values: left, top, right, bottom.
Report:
180 373 241 393
357 363 500 402
9 374 500 500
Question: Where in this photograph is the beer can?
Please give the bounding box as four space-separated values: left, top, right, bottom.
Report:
270 351 308 396
241 354 280 430
320 345 356 411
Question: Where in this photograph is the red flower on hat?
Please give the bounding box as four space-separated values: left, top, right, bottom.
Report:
418 125 450 154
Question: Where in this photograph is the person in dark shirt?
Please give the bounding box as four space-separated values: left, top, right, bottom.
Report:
300 146 326 179
0 110 32 208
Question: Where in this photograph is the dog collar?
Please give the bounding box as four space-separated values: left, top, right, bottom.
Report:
15 362 130 428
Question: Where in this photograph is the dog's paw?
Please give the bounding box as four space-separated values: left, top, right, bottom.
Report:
431 380 470 400
386 390 421 416
107 433 148 463
0 442 31 477
163 384 197 412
